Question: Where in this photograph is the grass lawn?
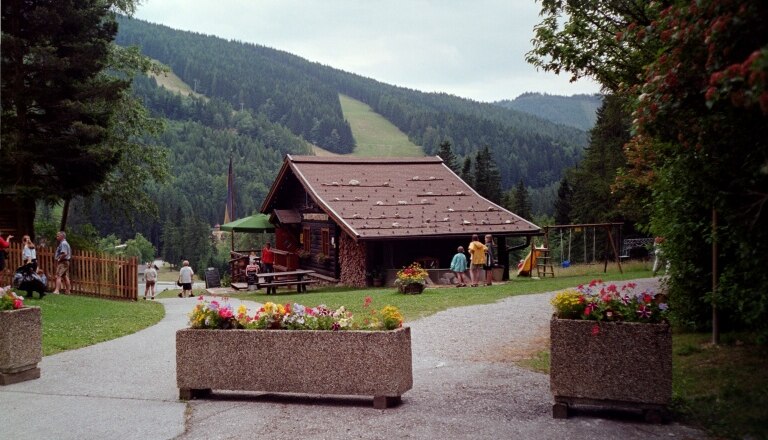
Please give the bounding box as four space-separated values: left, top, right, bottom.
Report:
157 261 654 320
18 294 165 356
339 94 423 157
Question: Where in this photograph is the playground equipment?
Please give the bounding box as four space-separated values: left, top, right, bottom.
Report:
518 223 624 277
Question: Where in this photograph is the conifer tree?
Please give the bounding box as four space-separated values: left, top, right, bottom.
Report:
554 176 573 225
460 157 474 187
437 140 459 173
473 146 503 203
510 180 532 221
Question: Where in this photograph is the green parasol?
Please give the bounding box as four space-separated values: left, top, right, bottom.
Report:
220 214 275 232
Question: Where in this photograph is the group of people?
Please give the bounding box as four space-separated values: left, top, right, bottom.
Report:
450 234 496 287
0 230 72 298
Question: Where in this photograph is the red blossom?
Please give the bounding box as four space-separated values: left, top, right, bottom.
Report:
705 86 717 101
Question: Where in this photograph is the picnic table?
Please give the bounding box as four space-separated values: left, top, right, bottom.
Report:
258 269 317 294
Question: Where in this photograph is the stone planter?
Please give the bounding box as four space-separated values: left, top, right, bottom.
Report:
550 317 672 422
397 282 425 294
0 307 43 385
176 327 412 408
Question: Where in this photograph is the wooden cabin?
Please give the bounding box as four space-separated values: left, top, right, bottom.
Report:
260 155 542 286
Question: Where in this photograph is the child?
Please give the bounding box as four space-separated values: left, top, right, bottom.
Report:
450 246 468 287
144 263 158 300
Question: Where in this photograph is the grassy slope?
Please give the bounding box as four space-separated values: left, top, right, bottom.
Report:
338 94 423 157
150 68 207 100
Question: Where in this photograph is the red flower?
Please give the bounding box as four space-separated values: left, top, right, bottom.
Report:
13 299 23 309
364 296 372 308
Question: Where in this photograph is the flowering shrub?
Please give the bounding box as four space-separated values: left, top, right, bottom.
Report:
0 286 24 311
188 296 403 331
551 280 669 323
395 263 428 285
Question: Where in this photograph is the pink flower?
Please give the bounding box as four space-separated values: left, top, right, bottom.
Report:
637 305 652 319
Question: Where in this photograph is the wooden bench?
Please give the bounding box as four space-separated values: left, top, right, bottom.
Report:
260 279 317 294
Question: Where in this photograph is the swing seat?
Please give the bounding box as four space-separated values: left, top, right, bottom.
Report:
561 260 570 268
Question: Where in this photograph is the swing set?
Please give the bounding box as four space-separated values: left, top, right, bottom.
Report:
534 223 624 275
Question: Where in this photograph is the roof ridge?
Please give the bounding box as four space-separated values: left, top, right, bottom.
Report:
288 155 443 164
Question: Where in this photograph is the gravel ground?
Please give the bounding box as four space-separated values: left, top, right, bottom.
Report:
180 278 706 440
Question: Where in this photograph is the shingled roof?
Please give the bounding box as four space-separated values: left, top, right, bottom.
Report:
261 155 541 240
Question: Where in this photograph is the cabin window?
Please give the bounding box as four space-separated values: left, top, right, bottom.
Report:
302 227 310 251
321 228 330 255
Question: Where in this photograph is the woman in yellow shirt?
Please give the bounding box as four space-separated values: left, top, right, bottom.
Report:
467 234 487 287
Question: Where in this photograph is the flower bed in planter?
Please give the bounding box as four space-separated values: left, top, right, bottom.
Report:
549 281 672 422
177 326 412 408
395 263 428 294
0 292 42 385
177 298 412 408
397 282 425 294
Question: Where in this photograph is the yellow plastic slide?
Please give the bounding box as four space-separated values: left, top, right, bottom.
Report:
517 246 544 277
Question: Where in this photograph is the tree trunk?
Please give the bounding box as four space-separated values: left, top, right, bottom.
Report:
59 198 70 232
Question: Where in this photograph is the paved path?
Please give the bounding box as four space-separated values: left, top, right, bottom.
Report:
1 281 707 440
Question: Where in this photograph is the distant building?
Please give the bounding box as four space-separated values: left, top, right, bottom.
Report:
261 155 541 286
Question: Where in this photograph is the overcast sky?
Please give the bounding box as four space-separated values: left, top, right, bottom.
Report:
133 0 601 103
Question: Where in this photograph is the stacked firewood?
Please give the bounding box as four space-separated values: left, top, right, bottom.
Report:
339 234 367 287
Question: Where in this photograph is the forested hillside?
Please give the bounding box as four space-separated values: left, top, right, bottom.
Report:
115 16 588 189
495 93 603 131
68 74 310 257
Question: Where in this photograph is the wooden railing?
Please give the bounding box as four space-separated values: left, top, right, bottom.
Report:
5 242 138 300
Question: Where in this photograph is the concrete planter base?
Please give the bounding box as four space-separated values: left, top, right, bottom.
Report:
176 327 412 408
0 307 43 385
550 317 672 421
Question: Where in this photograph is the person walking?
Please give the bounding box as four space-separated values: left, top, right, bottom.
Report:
484 234 495 286
53 231 72 294
450 246 468 287
652 237 669 276
261 242 274 273
144 263 158 300
467 234 487 287
177 260 195 298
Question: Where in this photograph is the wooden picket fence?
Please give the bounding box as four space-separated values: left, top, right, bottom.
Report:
4 242 138 300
